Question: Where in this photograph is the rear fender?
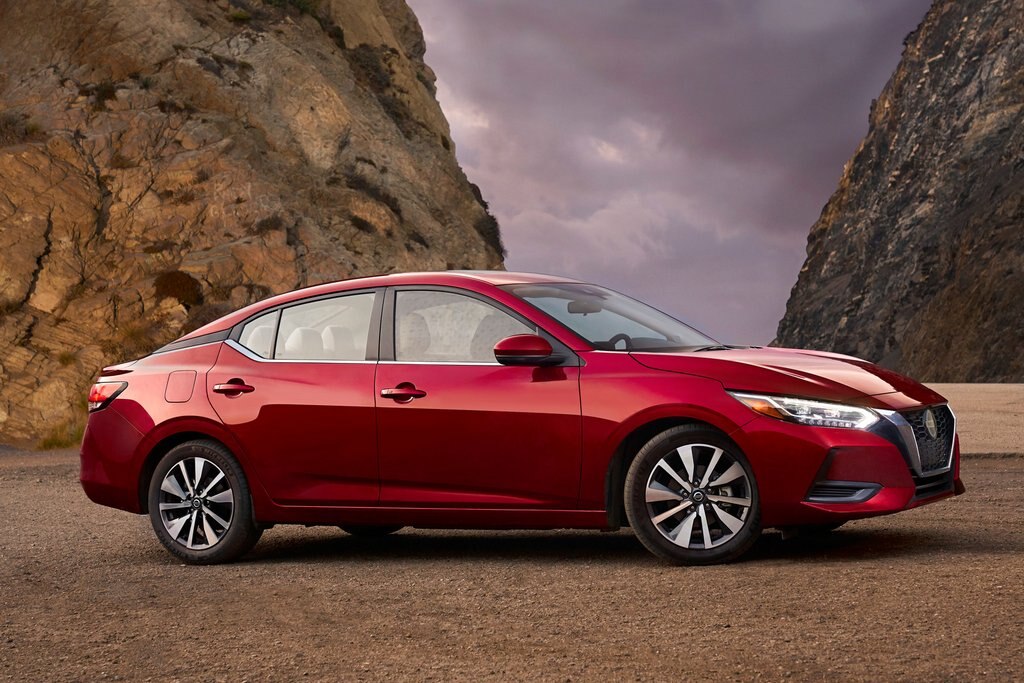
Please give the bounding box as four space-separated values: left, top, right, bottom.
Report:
133 417 276 520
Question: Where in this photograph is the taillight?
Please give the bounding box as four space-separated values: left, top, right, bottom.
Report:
88 382 127 412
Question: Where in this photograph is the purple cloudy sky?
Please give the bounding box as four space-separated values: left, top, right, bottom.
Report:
407 0 933 343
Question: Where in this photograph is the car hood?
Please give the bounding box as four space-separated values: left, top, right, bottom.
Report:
630 347 945 410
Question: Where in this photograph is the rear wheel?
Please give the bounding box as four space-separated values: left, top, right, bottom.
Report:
339 524 404 537
624 425 761 565
148 439 262 564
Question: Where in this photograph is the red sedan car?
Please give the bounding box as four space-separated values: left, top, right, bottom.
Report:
80 271 963 565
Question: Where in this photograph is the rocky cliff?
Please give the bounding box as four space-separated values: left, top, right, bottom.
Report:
0 0 504 445
775 0 1023 382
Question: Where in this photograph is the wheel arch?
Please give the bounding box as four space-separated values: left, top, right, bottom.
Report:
134 419 260 514
603 416 741 528
138 431 226 512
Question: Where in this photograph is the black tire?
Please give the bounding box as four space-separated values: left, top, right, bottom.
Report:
339 524 404 537
147 439 262 565
624 425 762 565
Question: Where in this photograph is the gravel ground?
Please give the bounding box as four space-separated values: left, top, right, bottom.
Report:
1 449 1022 682
930 384 1024 455
2 384 1022 681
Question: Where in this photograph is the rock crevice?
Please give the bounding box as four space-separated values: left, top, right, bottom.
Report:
0 0 503 444
775 0 1024 382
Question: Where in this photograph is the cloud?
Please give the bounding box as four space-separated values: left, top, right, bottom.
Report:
409 0 932 343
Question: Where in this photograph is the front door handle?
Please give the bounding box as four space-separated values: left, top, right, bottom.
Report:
213 379 255 395
381 383 426 403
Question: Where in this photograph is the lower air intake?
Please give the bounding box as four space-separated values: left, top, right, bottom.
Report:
806 481 880 504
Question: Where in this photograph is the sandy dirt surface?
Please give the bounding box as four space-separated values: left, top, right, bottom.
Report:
929 384 1024 455
1 384 1022 681
1 464 1023 681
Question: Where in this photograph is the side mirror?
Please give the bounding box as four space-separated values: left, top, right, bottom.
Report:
493 334 562 367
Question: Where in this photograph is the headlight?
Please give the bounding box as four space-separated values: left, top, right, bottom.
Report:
728 392 879 430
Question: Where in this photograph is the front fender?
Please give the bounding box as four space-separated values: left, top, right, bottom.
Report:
577 354 756 509
602 401 755 456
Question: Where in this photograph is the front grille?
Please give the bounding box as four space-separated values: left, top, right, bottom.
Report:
901 405 955 473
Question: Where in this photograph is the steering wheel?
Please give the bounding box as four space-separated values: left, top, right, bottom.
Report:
607 333 633 350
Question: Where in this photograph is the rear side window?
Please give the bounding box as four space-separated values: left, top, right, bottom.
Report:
275 292 376 361
238 311 278 359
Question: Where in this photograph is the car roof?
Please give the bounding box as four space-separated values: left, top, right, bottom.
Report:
178 270 581 340
445 270 582 286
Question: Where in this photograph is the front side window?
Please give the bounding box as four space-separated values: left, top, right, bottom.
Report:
503 283 716 351
395 290 533 363
272 292 376 361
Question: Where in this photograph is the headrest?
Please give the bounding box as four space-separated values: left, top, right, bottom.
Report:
244 325 274 358
322 325 359 360
282 327 324 359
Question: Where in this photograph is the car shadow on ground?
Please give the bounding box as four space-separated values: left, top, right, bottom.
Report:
746 527 1023 562
239 524 1023 566
248 529 648 565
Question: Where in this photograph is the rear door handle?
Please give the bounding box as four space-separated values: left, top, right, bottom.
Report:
213 380 255 395
380 383 426 402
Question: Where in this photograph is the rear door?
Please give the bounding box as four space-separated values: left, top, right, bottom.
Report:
374 287 583 508
208 289 382 506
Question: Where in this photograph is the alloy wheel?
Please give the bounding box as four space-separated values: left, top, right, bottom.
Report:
157 457 234 550
644 443 752 549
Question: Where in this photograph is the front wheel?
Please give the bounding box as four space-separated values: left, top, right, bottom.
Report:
148 439 263 564
624 425 761 565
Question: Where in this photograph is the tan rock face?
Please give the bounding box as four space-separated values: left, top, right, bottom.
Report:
0 0 504 444
775 0 1024 382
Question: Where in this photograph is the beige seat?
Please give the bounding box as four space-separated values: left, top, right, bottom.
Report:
242 325 275 358
282 327 324 360
322 326 360 360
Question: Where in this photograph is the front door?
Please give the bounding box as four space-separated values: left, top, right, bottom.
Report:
375 288 582 508
208 290 381 506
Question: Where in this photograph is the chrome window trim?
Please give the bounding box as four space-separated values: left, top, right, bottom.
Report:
227 339 509 367
224 338 376 365
378 359 503 367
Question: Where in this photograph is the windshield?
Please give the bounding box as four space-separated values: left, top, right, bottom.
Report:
503 283 717 352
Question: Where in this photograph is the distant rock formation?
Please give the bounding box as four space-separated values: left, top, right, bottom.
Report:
0 0 503 444
775 0 1023 382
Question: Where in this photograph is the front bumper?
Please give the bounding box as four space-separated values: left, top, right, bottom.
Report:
731 411 963 528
